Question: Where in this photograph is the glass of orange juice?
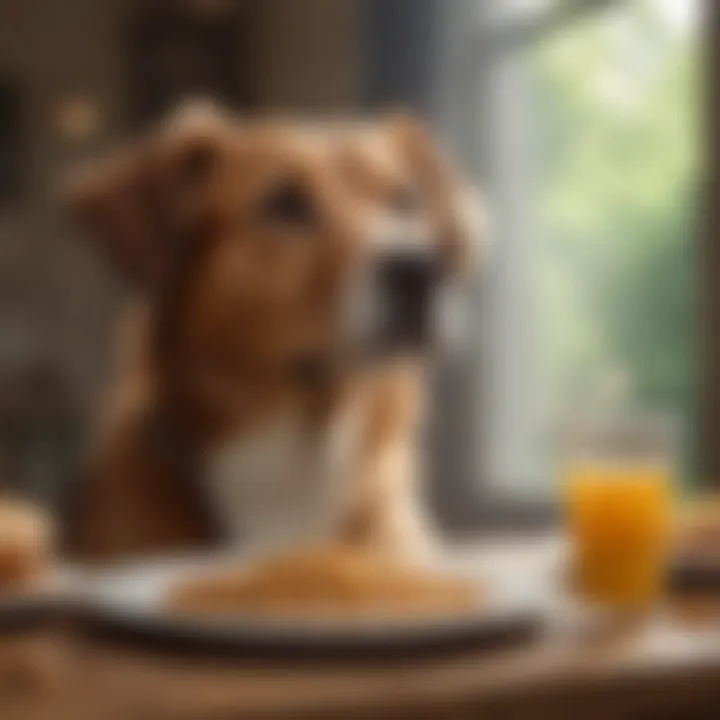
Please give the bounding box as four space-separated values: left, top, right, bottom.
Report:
563 414 674 610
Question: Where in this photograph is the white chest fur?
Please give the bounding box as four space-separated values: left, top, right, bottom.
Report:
204 412 360 551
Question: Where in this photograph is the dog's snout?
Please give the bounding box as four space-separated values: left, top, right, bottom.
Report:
365 250 438 353
378 252 437 301
347 247 443 358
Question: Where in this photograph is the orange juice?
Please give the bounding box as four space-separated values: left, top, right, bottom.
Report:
565 463 672 608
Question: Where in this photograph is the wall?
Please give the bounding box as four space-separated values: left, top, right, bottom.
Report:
0 0 128 406
250 0 361 112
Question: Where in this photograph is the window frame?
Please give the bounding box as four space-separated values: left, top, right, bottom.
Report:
699 0 719 490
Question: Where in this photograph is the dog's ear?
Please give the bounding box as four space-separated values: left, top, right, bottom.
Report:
64 101 229 286
386 114 487 277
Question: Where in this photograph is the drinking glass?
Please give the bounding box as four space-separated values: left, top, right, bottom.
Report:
563 413 675 609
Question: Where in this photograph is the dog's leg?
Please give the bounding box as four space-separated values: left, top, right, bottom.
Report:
340 360 438 563
343 444 437 563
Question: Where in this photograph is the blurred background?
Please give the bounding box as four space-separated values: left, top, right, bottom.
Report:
0 0 706 532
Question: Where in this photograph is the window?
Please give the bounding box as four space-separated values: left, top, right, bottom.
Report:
441 0 702 511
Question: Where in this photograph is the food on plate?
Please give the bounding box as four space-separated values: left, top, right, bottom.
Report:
167 545 479 619
0 499 52 591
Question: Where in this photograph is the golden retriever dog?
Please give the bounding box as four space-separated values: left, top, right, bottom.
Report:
62 103 481 563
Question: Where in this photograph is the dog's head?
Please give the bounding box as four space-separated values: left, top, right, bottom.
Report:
67 103 482 405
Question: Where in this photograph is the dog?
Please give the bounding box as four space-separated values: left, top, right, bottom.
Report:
62 103 482 563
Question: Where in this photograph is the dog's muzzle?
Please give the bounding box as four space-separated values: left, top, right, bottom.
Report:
349 248 442 356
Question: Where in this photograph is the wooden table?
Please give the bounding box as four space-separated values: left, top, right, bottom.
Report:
2 541 720 719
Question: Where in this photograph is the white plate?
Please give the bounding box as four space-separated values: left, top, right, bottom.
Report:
75 550 546 655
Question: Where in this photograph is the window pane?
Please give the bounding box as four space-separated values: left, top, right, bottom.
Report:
481 0 701 495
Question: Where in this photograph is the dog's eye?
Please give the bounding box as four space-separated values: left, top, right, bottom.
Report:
390 184 422 215
261 181 316 226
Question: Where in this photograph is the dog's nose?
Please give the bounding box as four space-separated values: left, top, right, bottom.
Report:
375 251 438 350
377 252 437 303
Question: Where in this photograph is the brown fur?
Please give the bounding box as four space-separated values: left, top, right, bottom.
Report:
62 105 476 563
